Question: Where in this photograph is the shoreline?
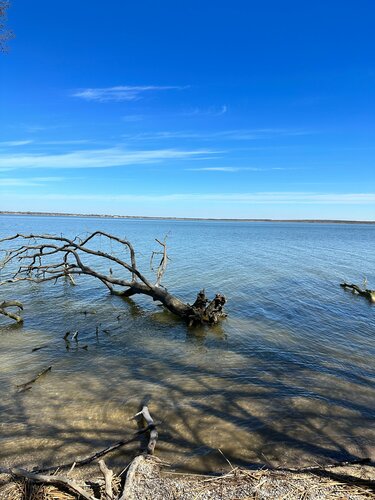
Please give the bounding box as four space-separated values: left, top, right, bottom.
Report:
0 210 374 224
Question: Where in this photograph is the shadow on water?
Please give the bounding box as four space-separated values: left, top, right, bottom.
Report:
0 298 374 475
0 218 374 475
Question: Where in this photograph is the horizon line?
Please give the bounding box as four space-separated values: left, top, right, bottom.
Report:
0 210 374 224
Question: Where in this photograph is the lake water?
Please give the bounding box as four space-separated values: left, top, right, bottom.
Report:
0 215 374 473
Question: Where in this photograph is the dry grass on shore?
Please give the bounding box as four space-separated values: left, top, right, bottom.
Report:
1 456 374 500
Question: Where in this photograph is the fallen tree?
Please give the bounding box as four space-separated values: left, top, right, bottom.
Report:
0 232 227 325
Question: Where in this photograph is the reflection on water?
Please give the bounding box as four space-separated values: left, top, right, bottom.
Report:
0 216 374 472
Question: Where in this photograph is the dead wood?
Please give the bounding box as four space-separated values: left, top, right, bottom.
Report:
120 406 159 500
132 405 158 455
0 299 23 323
2 405 372 499
0 466 96 500
16 366 52 392
98 460 113 500
34 423 154 474
118 455 145 500
278 457 371 473
340 283 375 303
31 344 48 352
0 232 227 325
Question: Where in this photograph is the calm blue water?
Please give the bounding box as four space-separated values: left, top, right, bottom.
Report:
0 215 374 472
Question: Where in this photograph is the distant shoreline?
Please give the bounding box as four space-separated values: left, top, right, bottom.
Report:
0 210 374 224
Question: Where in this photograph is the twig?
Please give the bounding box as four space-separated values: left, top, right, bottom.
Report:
218 448 235 471
278 457 371 473
0 466 97 500
34 424 154 474
16 366 52 391
31 345 48 352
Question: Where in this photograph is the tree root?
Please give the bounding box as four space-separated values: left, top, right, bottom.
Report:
187 290 227 326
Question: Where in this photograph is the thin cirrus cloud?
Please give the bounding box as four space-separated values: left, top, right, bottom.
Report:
0 147 219 170
182 105 228 117
72 85 187 102
186 167 291 172
0 140 34 147
187 167 243 172
0 177 65 187
122 128 311 141
4 192 375 205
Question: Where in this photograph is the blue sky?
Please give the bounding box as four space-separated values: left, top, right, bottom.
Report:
1 0 374 219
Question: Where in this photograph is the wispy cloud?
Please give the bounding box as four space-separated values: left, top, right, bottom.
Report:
0 177 65 187
3 192 375 205
0 147 218 170
182 105 228 117
187 167 242 172
186 167 260 172
40 140 92 146
0 140 34 147
72 85 187 102
122 128 311 141
186 166 291 172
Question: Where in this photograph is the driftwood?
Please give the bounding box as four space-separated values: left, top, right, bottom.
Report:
120 405 159 500
0 405 158 499
31 344 48 352
99 459 114 500
0 466 95 500
340 283 375 303
132 405 159 455
0 232 226 325
16 366 52 392
1 406 372 499
0 299 23 323
34 422 154 474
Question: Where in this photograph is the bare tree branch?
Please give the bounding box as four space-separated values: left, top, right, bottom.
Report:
0 466 96 500
151 236 169 286
0 299 23 323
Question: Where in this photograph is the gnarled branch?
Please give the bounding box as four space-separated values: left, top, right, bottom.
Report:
0 299 23 323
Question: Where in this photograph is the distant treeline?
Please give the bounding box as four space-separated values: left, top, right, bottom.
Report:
0 211 374 224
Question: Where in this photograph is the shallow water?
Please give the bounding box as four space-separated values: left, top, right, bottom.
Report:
0 215 374 472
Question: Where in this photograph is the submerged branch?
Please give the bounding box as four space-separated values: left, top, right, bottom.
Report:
16 366 52 392
0 299 23 323
340 283 375 303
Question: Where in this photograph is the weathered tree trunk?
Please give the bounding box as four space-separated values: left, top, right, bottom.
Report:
115 283 226 326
